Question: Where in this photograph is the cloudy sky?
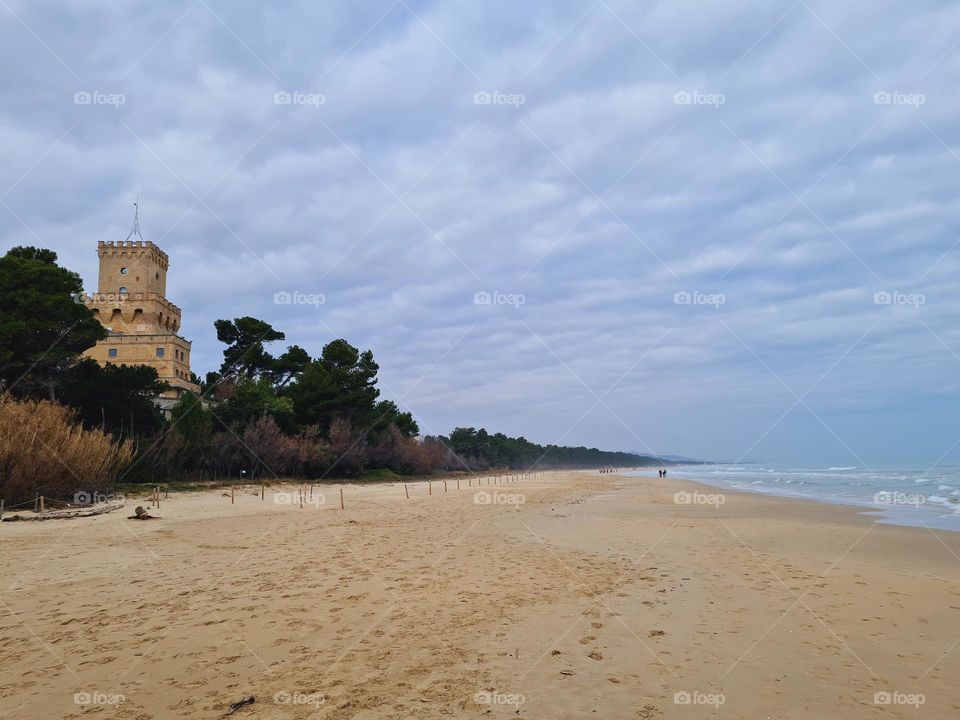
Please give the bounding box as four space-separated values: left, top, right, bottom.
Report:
2 0 958 465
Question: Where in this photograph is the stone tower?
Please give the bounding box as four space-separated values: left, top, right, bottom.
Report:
83 211 200 404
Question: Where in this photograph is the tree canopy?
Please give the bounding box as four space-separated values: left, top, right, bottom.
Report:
0 246 106 399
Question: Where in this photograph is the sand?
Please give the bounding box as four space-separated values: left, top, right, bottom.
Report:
1 471 959 719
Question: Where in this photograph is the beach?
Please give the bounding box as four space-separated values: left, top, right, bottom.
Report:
2 471 959 719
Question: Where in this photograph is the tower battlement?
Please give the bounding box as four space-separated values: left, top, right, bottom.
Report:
97 240 169 269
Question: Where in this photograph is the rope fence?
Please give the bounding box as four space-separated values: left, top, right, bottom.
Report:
1 470 565 521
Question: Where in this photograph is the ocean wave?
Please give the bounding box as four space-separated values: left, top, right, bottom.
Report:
828 466 858 471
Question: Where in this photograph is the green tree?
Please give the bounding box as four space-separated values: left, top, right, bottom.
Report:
217 376 295 432
289 339 380 432
214 317 285 380
0 247 106 399
268 344 310 387
60 359 167 437
370 399 419 438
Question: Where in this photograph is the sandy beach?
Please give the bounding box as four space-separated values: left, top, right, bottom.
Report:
2 471 959 719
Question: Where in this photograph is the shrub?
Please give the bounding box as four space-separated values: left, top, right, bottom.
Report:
0 395 134 503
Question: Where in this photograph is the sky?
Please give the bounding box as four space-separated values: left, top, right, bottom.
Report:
1 0 959 466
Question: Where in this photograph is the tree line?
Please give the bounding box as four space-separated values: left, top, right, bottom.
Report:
0 246 662 499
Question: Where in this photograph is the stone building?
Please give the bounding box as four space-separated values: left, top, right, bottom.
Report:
83 220 200 408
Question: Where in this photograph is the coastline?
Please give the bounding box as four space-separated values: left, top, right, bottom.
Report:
2 470 958 718
634 465 960 532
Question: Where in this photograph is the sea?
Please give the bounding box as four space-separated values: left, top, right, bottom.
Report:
627 463 960 532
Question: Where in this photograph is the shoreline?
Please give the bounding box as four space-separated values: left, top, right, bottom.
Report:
633 465 960 533
2 470 959 718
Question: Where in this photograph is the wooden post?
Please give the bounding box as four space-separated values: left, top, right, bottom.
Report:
1 499 4 521
39 496 45 517
261 484 265 501
340 488 344 510
299 489 303 508
404 484 409 499
231 486 234 504
429 481 432 496
444 480 447 493
457 479 460 490
310 484 314 500
34 492 38 513
468 478 471 487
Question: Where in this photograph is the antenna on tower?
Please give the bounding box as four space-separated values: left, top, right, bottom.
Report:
125 194 144 242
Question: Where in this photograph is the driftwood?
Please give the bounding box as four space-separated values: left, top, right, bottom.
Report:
127 506 160 520
224 696 255 716
1 502 124 522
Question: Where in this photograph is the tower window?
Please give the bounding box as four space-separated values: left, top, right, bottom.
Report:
120 267 128 275
156 348 165 358
118 286 128 295
108 349 118 358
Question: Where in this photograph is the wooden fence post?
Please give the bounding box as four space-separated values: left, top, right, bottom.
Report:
428 481 432 495
404 484 409 499
261 484 265 500
444 480 448 493
34 492 38 513
340 488 344 510
457 479 460 491
231 486 234 504
39 496 45 517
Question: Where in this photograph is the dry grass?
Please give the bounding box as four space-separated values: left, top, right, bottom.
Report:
0 395 134 504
